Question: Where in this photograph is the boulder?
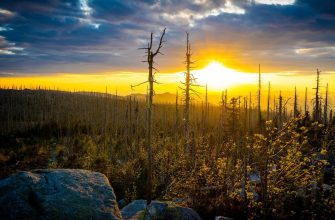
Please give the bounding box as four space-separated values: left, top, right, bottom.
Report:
121 199 147 220
121 200 201 220
118 199 127 209
0 169 122 220
215 216 234 220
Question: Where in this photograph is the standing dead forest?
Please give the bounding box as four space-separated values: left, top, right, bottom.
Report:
1 30 335 219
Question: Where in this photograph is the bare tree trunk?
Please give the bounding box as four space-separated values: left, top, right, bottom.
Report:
249 92 252 132
104 86 108 153
314 69 321 122
258 64 262 131
244 97 248 132
305 87 308 115
114 89 118 139
267 82 270 121
294 86 298 117
140 28 166 205
225 89 228 112
147 60 154 205
179 33 200 166
279 91 283 128
329 109 333 125
273 95 276 119
319 96 322 122
324 83 328 125
175 89 179 147
221 90 225 129
185 35 191 157
205 84 208 128
134 99 140 154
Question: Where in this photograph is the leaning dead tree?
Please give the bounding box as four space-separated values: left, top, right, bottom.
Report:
134 28 166 205
180 33 198 163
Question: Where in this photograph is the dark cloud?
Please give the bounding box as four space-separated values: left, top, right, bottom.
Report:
0 0 334 74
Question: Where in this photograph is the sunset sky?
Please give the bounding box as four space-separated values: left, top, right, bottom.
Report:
0 0 334 104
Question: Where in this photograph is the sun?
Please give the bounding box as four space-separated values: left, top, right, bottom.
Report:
193 61 256 90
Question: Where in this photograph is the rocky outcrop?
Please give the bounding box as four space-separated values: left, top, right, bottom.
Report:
121 200 201 220
0 169 203 220
0 169 122 220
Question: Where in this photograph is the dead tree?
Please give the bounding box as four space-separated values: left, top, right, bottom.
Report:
249 91 252 132
319 95 323 121
279 91 283 128
225 89 228 111
329 110 333 125
114 88 118 138
180 32 198 163
313 69 321 122
104 86 108 152
135 28 166 205
184 33 191 157
267 82 270 121
305 87 308 115
324 83 328 125
244 97 248 132
294 86 298 117
205 84 209 127
221 90 225 125
258 64 262 131
175 89 179 146
273 95 276 120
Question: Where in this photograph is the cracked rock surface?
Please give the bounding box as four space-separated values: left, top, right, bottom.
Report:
0 169 122 220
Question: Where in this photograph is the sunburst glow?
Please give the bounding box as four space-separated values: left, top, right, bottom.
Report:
193 61 257 90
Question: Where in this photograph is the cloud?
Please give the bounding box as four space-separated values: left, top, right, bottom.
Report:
162 1 245 27
79 0 100 28
0 35 25 55
295 47 335 57
0 0 333 74
254 0 296 5
0 26 12 31
0 8 13 15
0 71 16 77
0 8 15 21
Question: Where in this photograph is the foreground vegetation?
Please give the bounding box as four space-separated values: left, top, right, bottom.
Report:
0 88 334 219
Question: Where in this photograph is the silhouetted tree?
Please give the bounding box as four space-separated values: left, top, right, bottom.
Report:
294 86 298 117
258 64 262 131
324 83 328 125
266 82 271 121
313 69 321 122
180 33 198 162
305 87 308 115
137 28 166 205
